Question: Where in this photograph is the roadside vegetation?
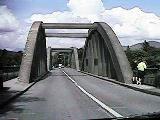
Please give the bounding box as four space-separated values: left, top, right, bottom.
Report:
0 49 23 81
125 40 160 70
125 40 160 87
0 49 23 67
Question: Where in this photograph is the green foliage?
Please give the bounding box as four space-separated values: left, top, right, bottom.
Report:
125 41 160 69
142 40 153 52
52 52 70 67
126 49 147 69
0 49 23 66
78 48 84 68
78 48 84 60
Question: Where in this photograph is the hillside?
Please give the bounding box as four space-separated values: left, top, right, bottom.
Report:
123 41 160 50
0 49 23 66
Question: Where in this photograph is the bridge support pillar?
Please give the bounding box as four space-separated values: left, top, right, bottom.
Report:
95 33 103 76
99 37 108 77
71 48 80 71
67 54 70 67
74 48 80 71
90 36 94 74
47 47 52 71
88 40 92 73
51 52 56 68
93 33 99 74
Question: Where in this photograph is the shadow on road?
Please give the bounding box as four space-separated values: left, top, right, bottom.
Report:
0 95 46 115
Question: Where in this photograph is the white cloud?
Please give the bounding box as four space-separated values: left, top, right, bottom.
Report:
0 6 19 32
29 11 90 23
0 26 29 51
28 0 160 47
2 0 160 50
0 6 28 50
67 0 105 22
46 38 86 48
101 7 160 41
28 0 105 23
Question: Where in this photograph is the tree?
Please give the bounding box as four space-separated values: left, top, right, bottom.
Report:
78 48 84 60
125 40 160 69
125 49 148 70
142 40 152 52
0 49 23 67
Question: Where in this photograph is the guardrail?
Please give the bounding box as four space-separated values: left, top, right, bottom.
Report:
0 66 20 82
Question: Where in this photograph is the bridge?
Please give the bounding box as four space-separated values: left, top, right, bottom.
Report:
1 22 160 119
18 21 133 84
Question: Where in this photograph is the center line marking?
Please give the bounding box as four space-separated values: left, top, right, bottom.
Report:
62 70 124 118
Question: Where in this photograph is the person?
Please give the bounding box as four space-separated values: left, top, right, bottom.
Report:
137 60 147 85
133 60 138 70
132 60 138 84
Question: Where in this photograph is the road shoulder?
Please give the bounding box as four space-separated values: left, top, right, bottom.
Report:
0 78 35 108
80 71 160 97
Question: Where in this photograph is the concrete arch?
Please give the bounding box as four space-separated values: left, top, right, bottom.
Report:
19 21 48 83
48 47 79 71
82 22 133 83
71 48 80 71
19 21 87 83
19 21 132 84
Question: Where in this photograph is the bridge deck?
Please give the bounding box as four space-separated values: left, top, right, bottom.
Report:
1 68 160 119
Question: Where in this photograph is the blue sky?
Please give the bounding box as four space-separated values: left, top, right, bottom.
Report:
1 0 68 19
1 0 160 20
0 0 160 50
103 0 160 15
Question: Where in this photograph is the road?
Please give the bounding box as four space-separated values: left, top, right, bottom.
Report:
0 68 160 119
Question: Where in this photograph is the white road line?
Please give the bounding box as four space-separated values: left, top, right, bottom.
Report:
62 70 124 118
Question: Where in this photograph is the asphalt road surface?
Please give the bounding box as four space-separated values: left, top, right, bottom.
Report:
0 68 160 120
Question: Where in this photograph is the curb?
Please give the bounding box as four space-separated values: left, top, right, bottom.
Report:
80 71 160 97
0 72 49 108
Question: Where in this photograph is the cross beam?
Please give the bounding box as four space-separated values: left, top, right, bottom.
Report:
51 48 73 52
45 33 88 38
52 50 72 52
42 23 94 29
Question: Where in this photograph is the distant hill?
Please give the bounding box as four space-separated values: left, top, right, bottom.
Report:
123 41 160 51
13 48 24 52
0 49 23 66
0 49 22 56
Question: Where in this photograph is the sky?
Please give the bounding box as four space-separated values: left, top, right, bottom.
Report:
0 0 160 51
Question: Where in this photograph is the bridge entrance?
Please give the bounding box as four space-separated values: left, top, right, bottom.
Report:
47 47 79 70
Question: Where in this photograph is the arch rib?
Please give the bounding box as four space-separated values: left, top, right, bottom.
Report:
82 22 133 83
19 21 48 83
